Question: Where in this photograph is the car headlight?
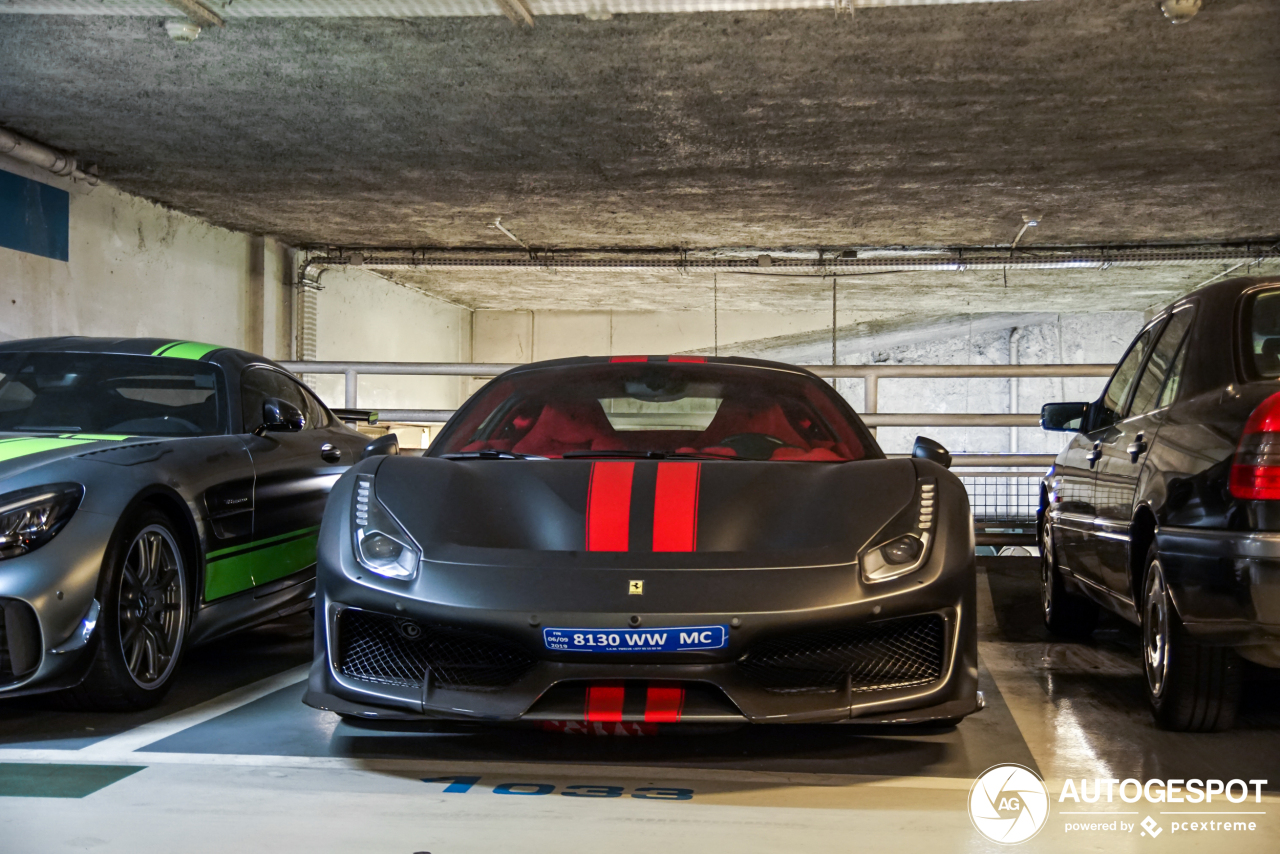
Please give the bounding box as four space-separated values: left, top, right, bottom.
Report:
0 483 84 561
861 479 936 583
352 475 419 580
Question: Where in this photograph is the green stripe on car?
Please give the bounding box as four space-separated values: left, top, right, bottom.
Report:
206 525 321 560
204 528 321 601
0 436 97 463
151 341 221 360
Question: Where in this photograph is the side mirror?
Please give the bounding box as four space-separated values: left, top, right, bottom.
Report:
361 433 400 461
1041 402 1089 433
256 398 305 435
912 436 952 469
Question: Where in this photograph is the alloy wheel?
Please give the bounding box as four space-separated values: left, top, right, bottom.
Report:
117 524 187 689
1143 560 1171 699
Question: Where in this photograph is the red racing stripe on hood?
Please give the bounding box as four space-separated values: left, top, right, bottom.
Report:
652 461 700 552
586 461 635 551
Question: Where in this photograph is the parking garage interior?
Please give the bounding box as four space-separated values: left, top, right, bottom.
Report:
2 1 1280 852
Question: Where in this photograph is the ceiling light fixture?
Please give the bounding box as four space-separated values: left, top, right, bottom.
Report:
1159 0 1202 24
165 20 202 42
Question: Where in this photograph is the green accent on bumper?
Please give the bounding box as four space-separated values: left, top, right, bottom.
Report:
204 528 320 601
0 764 144 798
0 436 96 462
152 341 221 360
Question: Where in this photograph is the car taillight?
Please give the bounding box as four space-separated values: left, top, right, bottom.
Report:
1229 390 1280 500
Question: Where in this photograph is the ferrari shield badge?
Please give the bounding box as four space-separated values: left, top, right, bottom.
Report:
629 580 644 595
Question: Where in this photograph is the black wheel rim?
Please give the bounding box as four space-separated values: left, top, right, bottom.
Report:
118 525 186 689
1143 561 1171 699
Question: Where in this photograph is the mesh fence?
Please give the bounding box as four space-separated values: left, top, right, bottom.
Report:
959 475 1040 525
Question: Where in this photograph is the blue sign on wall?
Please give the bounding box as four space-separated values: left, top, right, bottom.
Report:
0 168 70 261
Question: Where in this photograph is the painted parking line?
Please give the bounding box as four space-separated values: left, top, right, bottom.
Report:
0 748 981 788
76 664 309 757
0 763 143 798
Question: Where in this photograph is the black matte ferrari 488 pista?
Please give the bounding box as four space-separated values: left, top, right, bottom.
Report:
305 355 981 729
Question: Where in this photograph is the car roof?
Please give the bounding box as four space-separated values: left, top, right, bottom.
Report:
0 336 288 374
0 336 227 358
499 354 820 379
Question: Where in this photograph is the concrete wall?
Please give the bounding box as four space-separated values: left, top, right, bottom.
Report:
1 163 292 358
307 268 472 414
470 306 1145 457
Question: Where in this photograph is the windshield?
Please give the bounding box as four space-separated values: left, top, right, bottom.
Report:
432 361 879 462
0 352 226 437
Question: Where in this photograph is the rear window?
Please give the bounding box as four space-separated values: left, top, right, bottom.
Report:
1246 288 1280 377
432 361 879 462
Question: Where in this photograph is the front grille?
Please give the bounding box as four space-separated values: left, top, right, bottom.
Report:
337 609 536 692
737 615 946 695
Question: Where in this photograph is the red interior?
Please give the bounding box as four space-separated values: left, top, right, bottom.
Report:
461 397 862 460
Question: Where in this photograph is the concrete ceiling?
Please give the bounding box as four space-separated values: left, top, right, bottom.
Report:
1 1 1277 254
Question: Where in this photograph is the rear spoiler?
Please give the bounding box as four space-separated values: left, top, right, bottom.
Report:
332 408 380 425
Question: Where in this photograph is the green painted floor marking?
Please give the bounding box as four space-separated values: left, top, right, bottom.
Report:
0 764 144 798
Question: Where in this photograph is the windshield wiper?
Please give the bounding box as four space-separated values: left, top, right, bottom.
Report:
442 449 546 460
562 449 742 461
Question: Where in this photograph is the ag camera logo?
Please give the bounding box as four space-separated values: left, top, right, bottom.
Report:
969 764 1050 844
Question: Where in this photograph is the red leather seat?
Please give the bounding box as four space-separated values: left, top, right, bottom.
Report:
698 401 809 449
512 400 620 457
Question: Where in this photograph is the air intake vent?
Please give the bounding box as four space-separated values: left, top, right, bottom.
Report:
0 599 41 686
737 614 945 695
337 608 535 692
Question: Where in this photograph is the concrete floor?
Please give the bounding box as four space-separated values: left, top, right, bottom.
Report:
1 558 1277 853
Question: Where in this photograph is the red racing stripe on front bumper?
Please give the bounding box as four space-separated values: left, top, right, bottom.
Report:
643 683 686 723
584 683 627 722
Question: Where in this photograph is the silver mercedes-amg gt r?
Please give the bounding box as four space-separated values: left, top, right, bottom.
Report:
0 337 380 710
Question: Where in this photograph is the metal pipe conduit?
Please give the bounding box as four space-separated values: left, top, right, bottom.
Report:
0 126 98 186
299 245 1278 273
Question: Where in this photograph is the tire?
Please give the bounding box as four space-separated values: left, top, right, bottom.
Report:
63 507 191 711
1040 519 1099 639
1141 546 1242 732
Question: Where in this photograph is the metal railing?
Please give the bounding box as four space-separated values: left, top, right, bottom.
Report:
279 359 1111 469
280 359 1110 544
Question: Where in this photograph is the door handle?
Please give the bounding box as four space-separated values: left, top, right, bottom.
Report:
1126 434 1148 463
1086 442 1102 468
320 443 342 463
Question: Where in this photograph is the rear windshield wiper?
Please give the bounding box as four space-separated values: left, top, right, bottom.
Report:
441 449 547 460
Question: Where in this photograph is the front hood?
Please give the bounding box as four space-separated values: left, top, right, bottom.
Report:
373 456 920 570
0 432 147 482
